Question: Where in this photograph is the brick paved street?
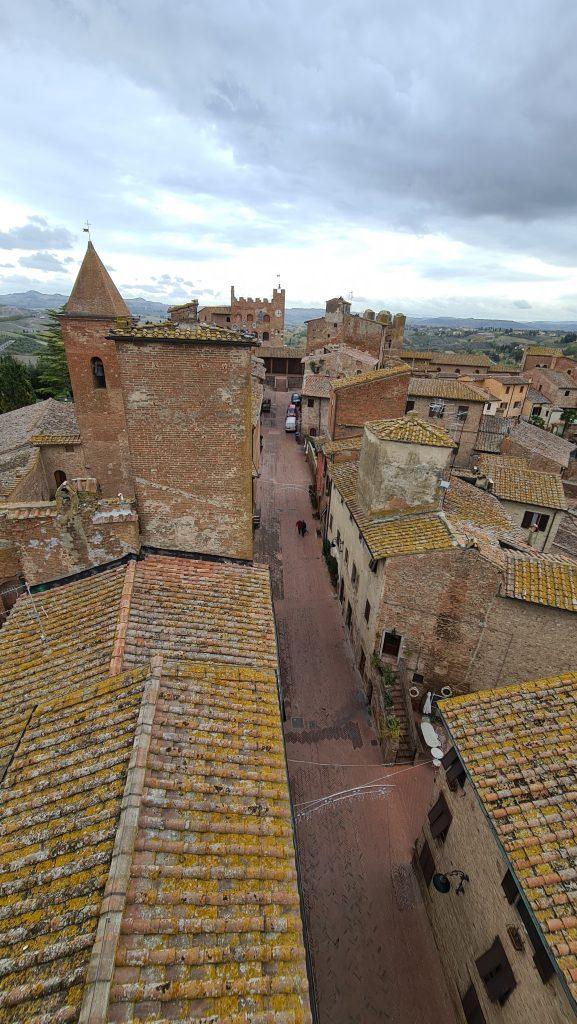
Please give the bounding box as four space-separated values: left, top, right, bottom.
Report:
255 389 457 1024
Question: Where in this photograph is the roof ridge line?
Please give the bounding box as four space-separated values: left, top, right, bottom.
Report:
108 560 137 675
78 653 163 1024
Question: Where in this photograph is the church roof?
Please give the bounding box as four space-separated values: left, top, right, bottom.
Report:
64 241 129 318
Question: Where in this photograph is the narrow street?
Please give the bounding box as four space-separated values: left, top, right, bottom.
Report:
255 389 456 1024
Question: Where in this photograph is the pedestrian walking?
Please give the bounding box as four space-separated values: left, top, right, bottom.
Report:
301 520 307 536
296 520 302 535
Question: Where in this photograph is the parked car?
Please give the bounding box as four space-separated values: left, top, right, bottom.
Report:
285 413 297 432
261 397 271 413
287 403 296 415
291 392 301 406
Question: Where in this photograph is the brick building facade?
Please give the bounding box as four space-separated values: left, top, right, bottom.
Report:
199 285 285 344
306 297 406 359
406 377 489 468
327 364 410 440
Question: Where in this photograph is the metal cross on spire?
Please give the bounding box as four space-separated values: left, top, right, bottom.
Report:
83 220 91 240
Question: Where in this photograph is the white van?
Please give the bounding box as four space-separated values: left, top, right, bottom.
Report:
285 413 297 432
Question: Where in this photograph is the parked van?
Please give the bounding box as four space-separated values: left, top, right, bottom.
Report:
285 413 297 432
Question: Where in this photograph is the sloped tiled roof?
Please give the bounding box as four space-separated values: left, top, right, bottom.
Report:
319 435 363 456
331 363 409 391
478 457 568 510
408 377 489 401
365 415 457 448
525 345 563 357
507 420 577 468
474 414 512 454
399 349 432 361
0 666 150 1021
444 475 514 531
106 660 310 1023
259 345 306 358
433 352 492 366
439 672 577 1004
64 241 129 318
109 319 252 345
503 552 577 612
302 373 332 399
0 400 80 497
0 555 310 1022
534 368 577 390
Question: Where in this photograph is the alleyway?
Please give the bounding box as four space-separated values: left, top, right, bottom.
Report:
255 390 456 1024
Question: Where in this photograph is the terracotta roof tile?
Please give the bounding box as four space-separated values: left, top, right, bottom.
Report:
365 415 457 448
110 319 251 344
319 435 362 456
331 363 409 391
478 456 567 510
503 552 577 612
444 476 514 531
525 346 564 357
507 421 577 468
302 374 332 399
408 377 489 401
440 672 577 1004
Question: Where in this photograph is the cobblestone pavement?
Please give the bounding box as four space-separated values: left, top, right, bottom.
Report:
255 390 457 1024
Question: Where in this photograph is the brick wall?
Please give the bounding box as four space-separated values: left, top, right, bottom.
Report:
416 776 574 1024
116 340 253 560
8 449 50 502
328 370 409 440
231 287 284 344
301 396 329 437
61 316 135 498
0 492 139 586
407 396 483 468
38 442 87 497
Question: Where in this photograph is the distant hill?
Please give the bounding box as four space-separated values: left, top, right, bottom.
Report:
0 290 170 320
284 307 323 328
406 315 577 330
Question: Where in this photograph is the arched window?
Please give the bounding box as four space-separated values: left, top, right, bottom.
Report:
262 331 269 341
246 312 253 323
263 313 270 323
91 357 106 389
54 470 66 488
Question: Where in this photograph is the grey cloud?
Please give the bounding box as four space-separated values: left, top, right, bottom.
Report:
513 299 532 309
0 217 75 250
19 251 70 271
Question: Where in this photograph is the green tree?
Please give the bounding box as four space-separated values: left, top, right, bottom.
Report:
35 309 71 399
0 355 34 413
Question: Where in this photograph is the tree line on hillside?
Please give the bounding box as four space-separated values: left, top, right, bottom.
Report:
0 309 71 413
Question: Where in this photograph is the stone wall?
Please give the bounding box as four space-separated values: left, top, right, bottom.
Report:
416 775 574 1023
301 396 330 438
37 442 87 498
116 340 253 560
231 286 285 344
328 370 409 440
61 316 135 498
357 432 450 516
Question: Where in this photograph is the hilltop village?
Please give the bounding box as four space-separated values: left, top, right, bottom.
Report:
1 245 577 1024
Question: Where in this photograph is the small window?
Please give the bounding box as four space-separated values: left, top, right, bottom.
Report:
307 397 314 408
339 577 345 603
521 511 550 532
501 869 519 905
533 405 542 416
428 791 452 841
457 405 469 423
226 316 231 322
262 331 269 341
359 649 366 675
501 871 555 983
418 839 435 887
441 746 466 788
364 599 371 623
381 631 401 658
91 356 106 389
336 529 341 547
505 386 511 394
405 400 415 413
345 547 349 564
475 937 516 1005
513 401 521 408
428 401 444 418
346 601 352 627
310 427 317 437
461 983 487 1024
54 469 67 489
351 562 357 584
565 390 570 396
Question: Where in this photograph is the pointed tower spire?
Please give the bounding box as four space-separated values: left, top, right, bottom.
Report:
64 241 129 318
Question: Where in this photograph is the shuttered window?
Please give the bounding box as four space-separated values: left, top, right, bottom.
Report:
418 839 435 887
501 869 518 904
428 792 452 841
461 983 486 1024
475 937 516 1005
441 746 466 788
501 870 555 982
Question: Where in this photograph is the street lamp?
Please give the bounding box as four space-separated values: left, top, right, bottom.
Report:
433 870 469 895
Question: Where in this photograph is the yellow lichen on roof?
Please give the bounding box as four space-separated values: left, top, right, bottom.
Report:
478 454 529 475
503 553 577 612
400 349 432 360
29 433 81 446
110 319 250 343
0 666 150 1022
408 377 489 401
439 672 577 1004
444 475 514 530
330 363 409 390
491 466 567 510
320 435 363 456
525 346 563 357
365 415 457 448
106 660 312 1023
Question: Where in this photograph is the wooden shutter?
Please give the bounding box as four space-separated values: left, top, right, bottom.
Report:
418 839 435 887
476 937 516 1004
441 746 466 787
461 983 487 1024
428 792 452 841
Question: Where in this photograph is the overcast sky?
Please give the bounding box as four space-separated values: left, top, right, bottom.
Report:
1 0 577 319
